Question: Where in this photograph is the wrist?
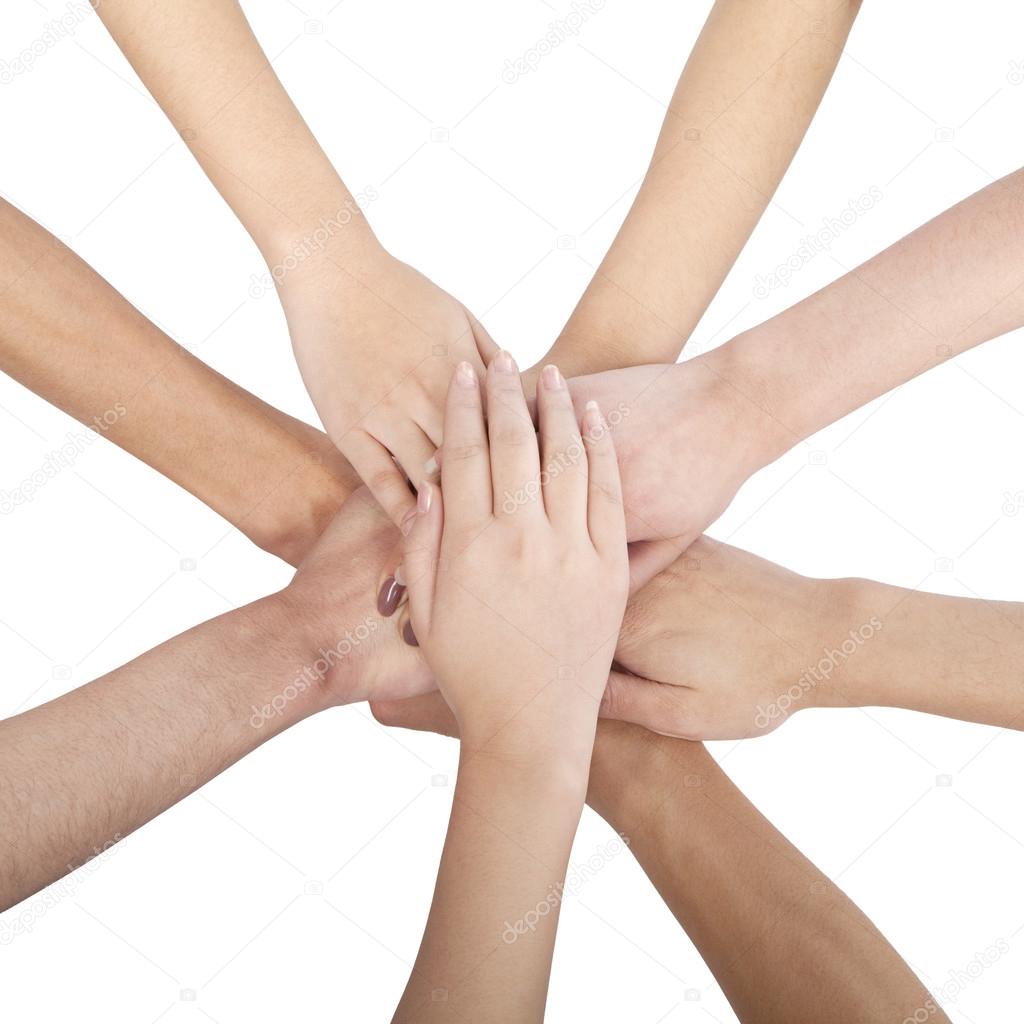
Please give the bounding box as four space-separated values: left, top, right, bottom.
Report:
230 594 339 729
800 576 889 712
261 186 383 290
709 330 809 473
457 742 590 813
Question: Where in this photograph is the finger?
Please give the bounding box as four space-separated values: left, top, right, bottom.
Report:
582 400 626 552
599 670 700 740
401 480 443 636
627 537 689 595
389 422 439 494
423 445 442 482
469 313 501 368
485 351 541 518
370 691 459 738
536 363 587 529
441 361 491 528
344 431 415 527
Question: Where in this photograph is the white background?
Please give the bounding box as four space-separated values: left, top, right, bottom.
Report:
2 1 1024 1021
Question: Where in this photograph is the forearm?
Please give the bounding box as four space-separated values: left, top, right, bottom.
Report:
0 594 326 910
551 0 860 374
822 577 1024 729
394 755 587 1022
587 722 948 1024
95 0 378 271
737 167 1024 451
0 199 355 564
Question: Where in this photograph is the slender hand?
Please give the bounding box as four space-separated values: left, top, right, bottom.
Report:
0 489 428 912
555 166 1024 545
393 355 628 1021
525 0 862 383
370 699 949 1024
94 0 498 525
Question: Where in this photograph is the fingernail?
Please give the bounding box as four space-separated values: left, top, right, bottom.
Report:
400 508 418 536
423 455 439 476
394 564 406 586
376 577 405 617
456 361 476 388
542 364 564 390
402 619 419 647
418 481 433 514
494 350 515 373
584 399 605 435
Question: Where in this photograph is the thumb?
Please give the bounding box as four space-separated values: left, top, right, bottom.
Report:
600 669 698 739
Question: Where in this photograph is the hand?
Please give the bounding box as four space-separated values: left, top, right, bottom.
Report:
279 249 498 526
565 350 796 544
400 354 629 766
608 535 867 739
279 487 432 707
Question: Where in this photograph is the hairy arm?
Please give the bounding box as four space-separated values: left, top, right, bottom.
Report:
0 491 426 912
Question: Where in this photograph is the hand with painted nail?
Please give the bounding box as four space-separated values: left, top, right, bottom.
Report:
392 353 629 1020
281 252 499 529
400 354 630 761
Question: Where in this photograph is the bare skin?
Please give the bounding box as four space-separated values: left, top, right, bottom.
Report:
94 0 861 525
370 695 950 1024
393 360 628 1021
0 489 429 912
529 0 863 381
608 535 1024 739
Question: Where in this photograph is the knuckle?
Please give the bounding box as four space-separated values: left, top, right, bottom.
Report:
490 423 532 447
446 441 485 463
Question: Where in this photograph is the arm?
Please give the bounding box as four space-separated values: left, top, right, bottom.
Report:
586 720 950 1024
0 489 428 911
532 0 862 380
369 699 949 1023
564 166 1024 543
94 0 497 525
610 535 1024 738
0 197 356 566
393 357 629 1020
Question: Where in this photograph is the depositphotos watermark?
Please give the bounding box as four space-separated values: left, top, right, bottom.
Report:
753 616 883 730
500 401 629 515
501 0 606 83
247 189 379 299
753 186 883 299
0 404 127 515
0 833 123 946
1 1 97 85
901 938 1010 1023
250 616 378 727
501 832 628 944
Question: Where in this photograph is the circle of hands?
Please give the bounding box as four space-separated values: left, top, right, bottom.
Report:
8 3 1022 1021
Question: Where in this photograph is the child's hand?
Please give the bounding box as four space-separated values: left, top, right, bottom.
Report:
400 353 629 768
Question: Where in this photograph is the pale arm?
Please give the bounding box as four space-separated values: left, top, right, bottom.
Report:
538 0 862 379
94 0 497 525
562 166 1024 544
392 758 587 1022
